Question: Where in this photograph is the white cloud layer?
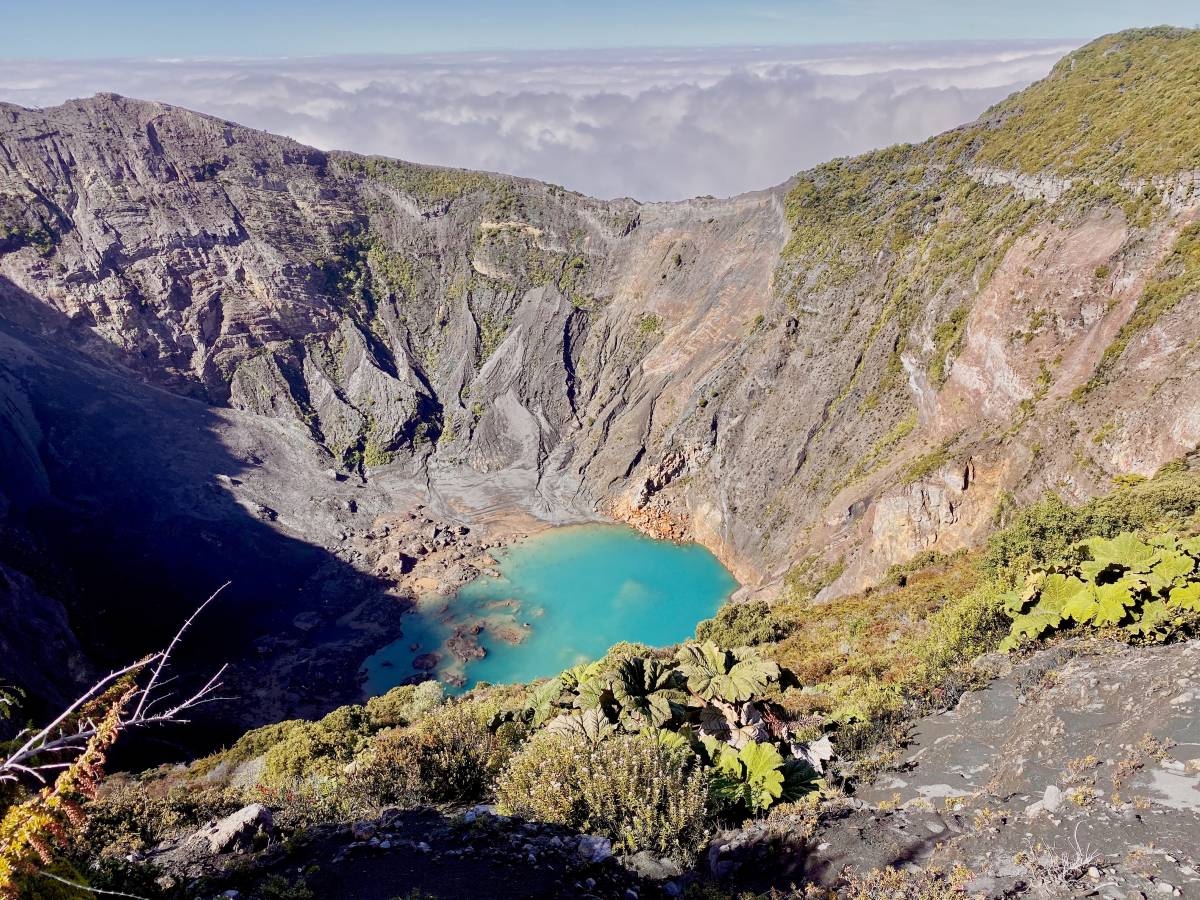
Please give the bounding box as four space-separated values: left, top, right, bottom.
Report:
0 42 1075 200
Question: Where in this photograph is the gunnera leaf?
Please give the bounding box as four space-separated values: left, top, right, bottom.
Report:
1127 598 1173 640
1153 551 1196 584
1169 581 1200 611
736 741 786 810
675 642 779 702
1083 532 1156 573
546 707 616 745
1093 579 1138 626
611 656 686 728
527 676 566 727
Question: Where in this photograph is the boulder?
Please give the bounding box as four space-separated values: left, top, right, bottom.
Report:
199 803 274 855
578 834 612 863
626 850 682 880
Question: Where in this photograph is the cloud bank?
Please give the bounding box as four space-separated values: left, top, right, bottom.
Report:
0 42 1075 200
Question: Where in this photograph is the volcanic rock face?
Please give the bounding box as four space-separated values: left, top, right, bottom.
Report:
2 30 1199 725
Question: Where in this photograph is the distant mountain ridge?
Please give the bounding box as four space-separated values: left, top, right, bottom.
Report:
1 27 1198 723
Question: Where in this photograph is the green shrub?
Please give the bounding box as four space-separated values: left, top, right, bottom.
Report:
970 27 1200 179
983 472 1200 585
495 731 709 863
782 555 845 603
695 600 788 647
257 873 316 900
260 707 372 788
348 700 509 808
364 681 445 729
702 738 814 814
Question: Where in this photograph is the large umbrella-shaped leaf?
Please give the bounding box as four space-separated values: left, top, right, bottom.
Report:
546 707 616 745
527 676 565 727
1000 605 1066 651
1154 551 1196 584
1042 574 1087 611
737 741 787 810
1093 578 1137 626
611 657 686 728
675 642 780 702
1169 581 1200 611
1083 532 1156 573
1127 598 1174 640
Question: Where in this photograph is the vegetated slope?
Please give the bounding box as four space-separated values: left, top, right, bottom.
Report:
1 28 1199 716
47 465 1200 899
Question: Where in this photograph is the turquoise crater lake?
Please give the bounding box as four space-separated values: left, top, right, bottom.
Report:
363 524 739 695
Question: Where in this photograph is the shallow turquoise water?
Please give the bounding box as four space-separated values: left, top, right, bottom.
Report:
363 524 738 695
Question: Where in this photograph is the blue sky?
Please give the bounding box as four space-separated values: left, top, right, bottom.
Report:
4 0 1198 58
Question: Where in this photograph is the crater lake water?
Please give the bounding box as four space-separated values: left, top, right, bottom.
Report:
363 524 738 694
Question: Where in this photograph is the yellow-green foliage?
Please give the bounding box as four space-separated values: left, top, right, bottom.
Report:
72 775 239 861
778 149 1040 417
476 311 510 362
495 731 709 862
363 681 444 729
782 554 845 604
1001 529 1200 650
901 442 954 485
842 863 976 900
260 705 374 787
695 600 788 647
636 313 663 336
971 27 1200 179
337 155 493 204
836 410 917 491
928 305 969 385
0 194 57 256
557 255 590 306
365 243 418 299
775 28 1200 425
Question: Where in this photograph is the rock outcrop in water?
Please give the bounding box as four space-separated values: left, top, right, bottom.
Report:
2 27 1200 725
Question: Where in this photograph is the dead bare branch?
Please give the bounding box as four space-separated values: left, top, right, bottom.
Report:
0 585 231 787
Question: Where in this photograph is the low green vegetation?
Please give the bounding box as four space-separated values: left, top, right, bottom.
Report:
928 305 969 385
775 28 1200 434
755 465 1200 766
695 600 788 647
835 410 917 492
900 441 954 485
0 194 58 256
336 155 493 205
969 27 1200 179
476 311 511 362
635 312 663 337
0 220 56 256
365 242 419 299
981 467 1200 582
495 730 709 862
778 146 1042 425
782 554 845 603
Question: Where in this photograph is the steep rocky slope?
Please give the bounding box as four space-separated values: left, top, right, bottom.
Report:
2 27 1199 724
